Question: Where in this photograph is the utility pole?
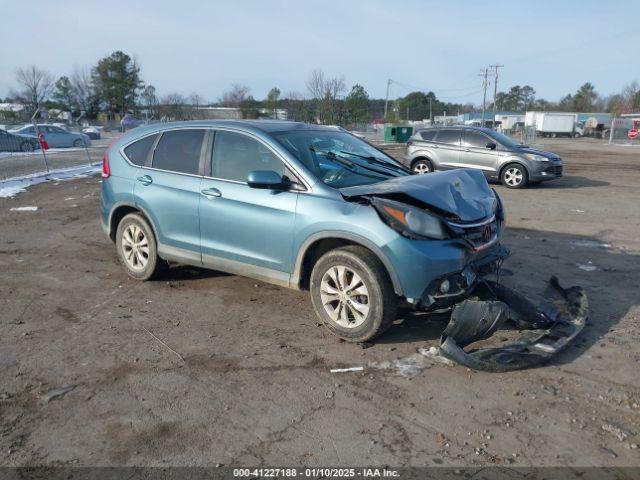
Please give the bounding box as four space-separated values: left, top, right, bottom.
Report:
490 64 503 130
429 97 433 125
479 68 489 128
384 79 392 121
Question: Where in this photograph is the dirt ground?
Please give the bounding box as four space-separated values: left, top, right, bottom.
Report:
0 137 639 467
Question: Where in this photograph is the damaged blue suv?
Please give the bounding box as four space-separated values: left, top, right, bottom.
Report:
101 120 507 342
102 120 589 368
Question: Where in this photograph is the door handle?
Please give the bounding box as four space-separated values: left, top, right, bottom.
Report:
432 144 439 148
464 148 471 152
136 175 153 185
201 188 221 199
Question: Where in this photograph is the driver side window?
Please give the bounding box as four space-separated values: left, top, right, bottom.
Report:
212 131 284 182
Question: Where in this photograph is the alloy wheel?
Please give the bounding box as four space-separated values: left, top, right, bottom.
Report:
320 265 370 328
413 162 431 174
504 167 523 187
121 224 149 271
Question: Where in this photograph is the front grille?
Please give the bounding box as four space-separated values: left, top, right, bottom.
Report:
448 217 498 251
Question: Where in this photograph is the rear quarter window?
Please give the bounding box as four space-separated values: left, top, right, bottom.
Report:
123 134 158 166
419 130 437 141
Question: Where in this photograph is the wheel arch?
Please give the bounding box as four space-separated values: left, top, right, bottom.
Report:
410 156 434 169
499 160 530 179
108 203 159 243
291 232 403 296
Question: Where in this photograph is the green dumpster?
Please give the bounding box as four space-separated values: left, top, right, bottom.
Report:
384 125 413 143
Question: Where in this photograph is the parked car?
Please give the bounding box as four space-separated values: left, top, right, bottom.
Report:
0 128 40 152
82 126 101 140
101 120 509 342
9 124 91 148
404 126 563 188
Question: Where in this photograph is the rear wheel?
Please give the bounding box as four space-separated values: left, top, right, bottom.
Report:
501 163 528 189
116 213 167 280
412 159 433 174
310 245 397 342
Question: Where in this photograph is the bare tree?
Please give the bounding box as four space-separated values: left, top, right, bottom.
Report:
12 65 53 112
219 84 251 107
189 93 205 119
159 93 187 120
305 69 346 124
140 85 159 120
70 67 94 116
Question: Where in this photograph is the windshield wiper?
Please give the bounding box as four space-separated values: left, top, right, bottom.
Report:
338 150 411 174
310 147 400 178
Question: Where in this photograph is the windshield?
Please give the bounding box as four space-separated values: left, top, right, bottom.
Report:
485 130 524 148
273 130 410 188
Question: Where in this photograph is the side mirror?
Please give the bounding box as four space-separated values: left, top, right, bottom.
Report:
486 141 497 150
247 170 285 189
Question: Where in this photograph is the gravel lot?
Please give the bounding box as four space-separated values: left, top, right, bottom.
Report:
0 137 638 467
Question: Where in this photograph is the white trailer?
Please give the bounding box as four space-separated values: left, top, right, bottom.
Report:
528 112 577 138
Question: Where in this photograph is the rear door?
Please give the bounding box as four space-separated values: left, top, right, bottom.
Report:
432 129 462 169
460 129 501 175
133 128 206 259
199 129 298 279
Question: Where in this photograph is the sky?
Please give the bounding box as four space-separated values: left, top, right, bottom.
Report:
0 0 637 105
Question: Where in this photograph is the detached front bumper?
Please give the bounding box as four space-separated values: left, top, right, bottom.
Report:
438 276 588 372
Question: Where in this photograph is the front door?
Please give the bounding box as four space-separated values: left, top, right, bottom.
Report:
460 129 502 175
199 130 298 283
133 128 206 261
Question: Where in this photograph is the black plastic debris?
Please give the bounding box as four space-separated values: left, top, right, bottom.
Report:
439 276 588 372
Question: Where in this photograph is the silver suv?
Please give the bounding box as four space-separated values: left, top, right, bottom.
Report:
403 126 563 188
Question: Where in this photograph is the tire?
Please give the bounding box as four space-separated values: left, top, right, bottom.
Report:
20 142 34 152
500 163 528 189
412 158 433 174
310 245 397 342
73 139 84 148
115 213 167 280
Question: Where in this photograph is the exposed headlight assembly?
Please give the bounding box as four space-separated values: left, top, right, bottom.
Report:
372 198 448 240
524 153 549 162
492 189 505 223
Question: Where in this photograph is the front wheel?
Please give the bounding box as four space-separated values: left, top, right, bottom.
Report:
115 213 167 280
501 164 528 189
73 139 84 148
310 245 397 342
412 159 433 174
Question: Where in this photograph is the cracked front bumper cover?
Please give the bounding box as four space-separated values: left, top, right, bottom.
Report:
439 276 588 372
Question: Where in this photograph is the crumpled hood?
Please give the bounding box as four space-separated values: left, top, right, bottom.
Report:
516 146 560 159
341 169 496 222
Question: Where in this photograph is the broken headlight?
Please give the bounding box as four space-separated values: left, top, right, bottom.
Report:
372 198 448 240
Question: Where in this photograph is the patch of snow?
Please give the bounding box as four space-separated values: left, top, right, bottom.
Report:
9 206 38 212
577 262 598 272
0 164 100 198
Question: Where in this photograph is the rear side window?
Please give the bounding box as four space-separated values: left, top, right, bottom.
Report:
152 129 205 175
435 129 460 145
419 130 437 141
124 134 158 166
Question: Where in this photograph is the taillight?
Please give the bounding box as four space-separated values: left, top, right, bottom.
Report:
101 152 111 178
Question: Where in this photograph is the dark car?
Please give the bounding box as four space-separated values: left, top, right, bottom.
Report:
0 128 40 152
